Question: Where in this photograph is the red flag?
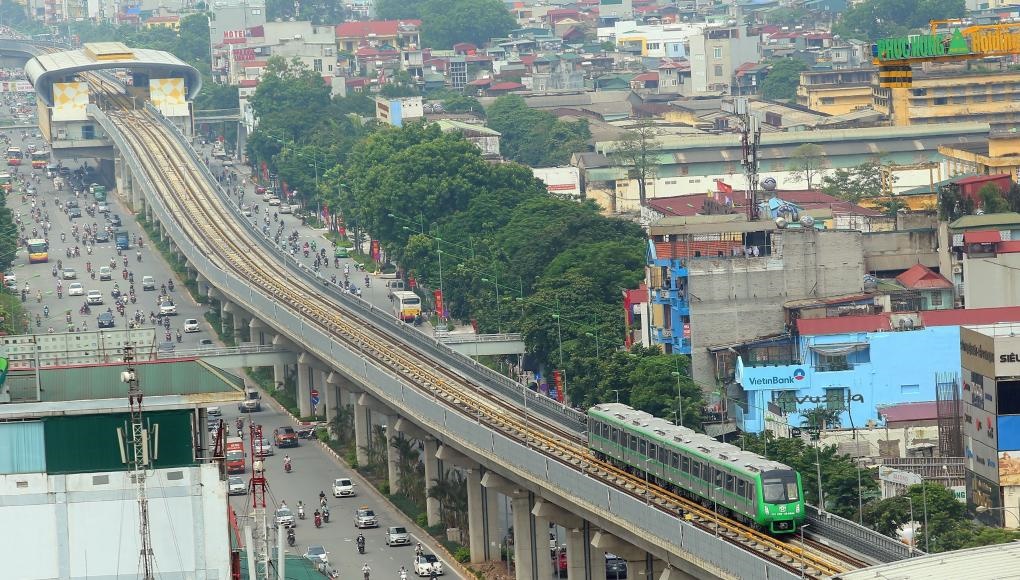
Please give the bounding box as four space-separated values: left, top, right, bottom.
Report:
715 179 733 194
434 289 444 319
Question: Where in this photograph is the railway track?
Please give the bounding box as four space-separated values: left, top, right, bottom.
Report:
98 95 856 578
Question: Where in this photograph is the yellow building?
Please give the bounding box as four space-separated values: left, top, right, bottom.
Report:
939 124 1020 181
796 68 875 115
873 65 1020 127
144 16 181 31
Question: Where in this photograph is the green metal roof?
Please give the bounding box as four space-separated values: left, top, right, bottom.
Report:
949 212 1020 230
5 359 245 403
238 553 323 580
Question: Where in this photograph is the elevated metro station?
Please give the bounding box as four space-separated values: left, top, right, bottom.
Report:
24 41 199 162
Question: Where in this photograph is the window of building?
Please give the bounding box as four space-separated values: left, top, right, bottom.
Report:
82 125 95 140
901 384 920 395
998 379 1020 414
933 97 948 105
930 291 943 307
251 8 261 13
647 42 660 50
820 97 835 105
813 345 869 371
713 47 722 59
313 59 322 72
825 387 847 410
772 390 798 414
714 64 723 77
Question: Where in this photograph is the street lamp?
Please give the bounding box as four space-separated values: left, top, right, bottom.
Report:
670 371 684 428
482 273 500 333
610 389 621 404
551 311 564 368
921 482 930 553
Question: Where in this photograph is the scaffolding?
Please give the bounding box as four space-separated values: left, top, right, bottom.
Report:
936 371 964 457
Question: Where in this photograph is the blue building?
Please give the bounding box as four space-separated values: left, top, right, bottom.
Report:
734 307 1020 434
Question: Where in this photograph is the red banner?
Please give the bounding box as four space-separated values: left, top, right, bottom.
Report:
370 239 380 262
434 289 444 320
408 275 416 289
553 370 565 402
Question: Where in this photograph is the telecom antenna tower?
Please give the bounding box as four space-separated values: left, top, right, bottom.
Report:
737 97 762 221
249 422 272 580
122 346 155 580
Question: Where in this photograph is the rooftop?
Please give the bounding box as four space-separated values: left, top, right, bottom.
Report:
832 541 1020 580
949 212 1020 230
335 19 421 38
894 264 953 290
876 401 939 423
797 306 1020 336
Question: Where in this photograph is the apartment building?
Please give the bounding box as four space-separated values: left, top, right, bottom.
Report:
873 64 1020 127
796 67 875 115
687 24 760 94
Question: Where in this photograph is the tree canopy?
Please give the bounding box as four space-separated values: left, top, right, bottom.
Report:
820 160 885 202
833 0 965 41
761 58 807 102
375 0 515 48
486 95 591 166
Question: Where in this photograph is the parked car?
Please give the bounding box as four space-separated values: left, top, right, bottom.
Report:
385 526 410 547
303 545 328 564
183 318 199 332
332 477 355 497
97 311 115 328
414 554 443 577
228 476 247 495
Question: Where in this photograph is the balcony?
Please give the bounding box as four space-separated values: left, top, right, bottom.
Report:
815 361 852 372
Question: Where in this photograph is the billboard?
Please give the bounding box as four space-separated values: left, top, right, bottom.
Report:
149 78 189 117
1000 451 1020 485
51 82 89 122
998 415 1020 451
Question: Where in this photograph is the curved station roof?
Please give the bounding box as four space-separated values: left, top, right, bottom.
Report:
26 42 201 106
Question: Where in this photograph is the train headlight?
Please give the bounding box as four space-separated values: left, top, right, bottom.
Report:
796 504 800 513
763 506 770 515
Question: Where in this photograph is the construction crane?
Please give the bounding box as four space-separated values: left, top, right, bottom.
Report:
120 346 156 580
248 421 271 580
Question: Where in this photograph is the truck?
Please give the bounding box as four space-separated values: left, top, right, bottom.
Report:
225 436 245 474
114 230 130 250
89 184 106 202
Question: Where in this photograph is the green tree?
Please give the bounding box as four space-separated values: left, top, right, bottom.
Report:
611 122 659 208
390 434 425 504
419 0 516 48
442 94 485 116
788 143 825 190
486 94 589 166
428 469 468 531
977 182 1009 213
938 185 975 221
800 406 842 432
374 0 428 19
761 58 807 101
821 160 886 203
833 0 965 41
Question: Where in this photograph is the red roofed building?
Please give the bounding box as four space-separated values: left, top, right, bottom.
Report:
335 20 421 53
486 81 525 95
876 401 939 428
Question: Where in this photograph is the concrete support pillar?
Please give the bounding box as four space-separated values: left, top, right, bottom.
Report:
387 414 401 494
296 358 311 417
658 566 698 580
354 395 370 466
423 437 441 526
232 308 246 337
511 494 536 580
466 468 485 563
220 301 232 336
196 407 209 459
592 531 648 580
533 512 554 580
484 486 502 561
565 527 587 580
323 370 336 425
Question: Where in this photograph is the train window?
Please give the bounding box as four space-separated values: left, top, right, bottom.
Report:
638 439 646 455
714 469 723 488
611 427 620 444
725 474 735 492
737 479 746 498
630 435 637 451
690 461 700 479
762 470 800 503
680 456 690 474
649 443 657 460
671 452 679 469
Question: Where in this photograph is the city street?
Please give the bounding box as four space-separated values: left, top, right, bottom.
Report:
220 404 461 579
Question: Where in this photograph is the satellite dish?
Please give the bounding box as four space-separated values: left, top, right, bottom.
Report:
799 215 815 228
761 177 777 191
775 217 788 229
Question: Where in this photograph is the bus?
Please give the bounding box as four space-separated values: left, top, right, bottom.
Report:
26 238 48 263
391 290 422 322
0 173 12 193
6 147 22 166
30 150 48 169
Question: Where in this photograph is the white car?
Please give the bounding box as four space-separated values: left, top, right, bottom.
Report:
228 476 247 495
414 554 443 576
279 204 292 214
207 406 222 416
274 507 295 528
268 196 281 206
333 477 356 497
68 282 84 296
303 545 328 564
263 192 275 202
159 301 177 315
86 290 103 305
183 318 200 332
255 440 274 457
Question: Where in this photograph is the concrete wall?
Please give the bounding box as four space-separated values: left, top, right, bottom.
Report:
963 252 1020 309
0 464 230 579
862 229 939 273
688 229 864 385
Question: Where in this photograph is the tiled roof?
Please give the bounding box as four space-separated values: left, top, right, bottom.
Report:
488 81 525 91
238 79 259 87
466 78 492 86
632 72 659 82
954 173 1011 185
878 401 938 423
894 264 953 290
335 19 420 38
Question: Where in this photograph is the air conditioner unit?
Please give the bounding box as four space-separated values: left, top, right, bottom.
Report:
952 264 962 274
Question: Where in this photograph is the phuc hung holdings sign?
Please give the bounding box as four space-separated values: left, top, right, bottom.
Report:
875 26 1020 63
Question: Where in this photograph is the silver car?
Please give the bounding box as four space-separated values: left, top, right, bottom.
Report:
228 476 247 495
274 507 295 528
385 526 410 546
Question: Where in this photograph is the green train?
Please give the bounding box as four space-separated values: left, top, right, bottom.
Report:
588 403 805 534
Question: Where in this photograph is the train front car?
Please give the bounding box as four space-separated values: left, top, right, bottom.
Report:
756 469 805 534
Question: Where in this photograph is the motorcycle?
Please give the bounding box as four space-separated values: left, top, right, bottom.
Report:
287 529 295 547
168 280 174 292
314 513 322 529
322 507 330 523
284 461 292 473
298 505 306 520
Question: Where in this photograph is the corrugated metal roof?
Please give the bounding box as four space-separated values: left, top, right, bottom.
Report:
33 359 244 402
949 212 1020 230
833 541 1020 580
964 230 1002 244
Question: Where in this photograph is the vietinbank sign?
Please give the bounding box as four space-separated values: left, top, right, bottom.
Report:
746 368 806 386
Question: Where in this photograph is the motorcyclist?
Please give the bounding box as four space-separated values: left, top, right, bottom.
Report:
287 527 296 546
314 510 322 528
357 533 366 553
415 543 424 557
319 490 326 505
297 501 305 519
362 563 370 580
283 455 291 470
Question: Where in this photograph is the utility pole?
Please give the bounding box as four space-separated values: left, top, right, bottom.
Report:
122 346 155 580
249 423 271 580
737 97 762 221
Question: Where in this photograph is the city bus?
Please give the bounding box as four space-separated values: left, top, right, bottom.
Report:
26 238 48 263
391 290 422 322
0 173 12 193
6 147 22 166
30 150 48 169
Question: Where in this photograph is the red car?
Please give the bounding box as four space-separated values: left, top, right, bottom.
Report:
555 549 567 577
